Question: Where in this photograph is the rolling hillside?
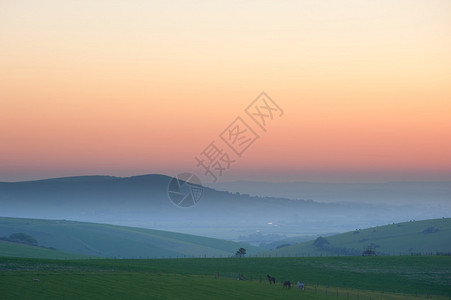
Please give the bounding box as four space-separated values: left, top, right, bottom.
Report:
0 175 433 240
264 218 451 256
0 240 92 259
0 217 260 259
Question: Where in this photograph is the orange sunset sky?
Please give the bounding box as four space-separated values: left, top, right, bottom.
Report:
1 0 450 182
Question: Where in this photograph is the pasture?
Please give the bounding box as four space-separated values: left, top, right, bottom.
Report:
1 256 450 299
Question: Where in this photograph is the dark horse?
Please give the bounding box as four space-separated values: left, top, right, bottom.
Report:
283 281 291 289
266 274 276 285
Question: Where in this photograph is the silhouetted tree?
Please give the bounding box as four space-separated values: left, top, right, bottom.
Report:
235 247 246 257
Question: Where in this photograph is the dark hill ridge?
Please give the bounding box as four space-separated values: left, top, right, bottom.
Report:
0 174 441 239
208 180 451 206
30 175 121 182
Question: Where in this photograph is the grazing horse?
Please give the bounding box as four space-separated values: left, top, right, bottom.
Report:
283 281 291 289
266 274 276 285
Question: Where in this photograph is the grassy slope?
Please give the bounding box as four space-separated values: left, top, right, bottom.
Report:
0 241 92 259
0 217 260 259
266 218 451 256
0 256 450 300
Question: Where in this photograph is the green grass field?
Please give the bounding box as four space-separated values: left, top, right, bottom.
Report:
1 256 450 299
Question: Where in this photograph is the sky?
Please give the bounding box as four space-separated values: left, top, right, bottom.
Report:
1 0 450 182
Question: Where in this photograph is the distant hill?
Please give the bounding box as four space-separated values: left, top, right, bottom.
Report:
208 180 451 206
0 217 261 259
0 174 441 239
263 218 451 256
